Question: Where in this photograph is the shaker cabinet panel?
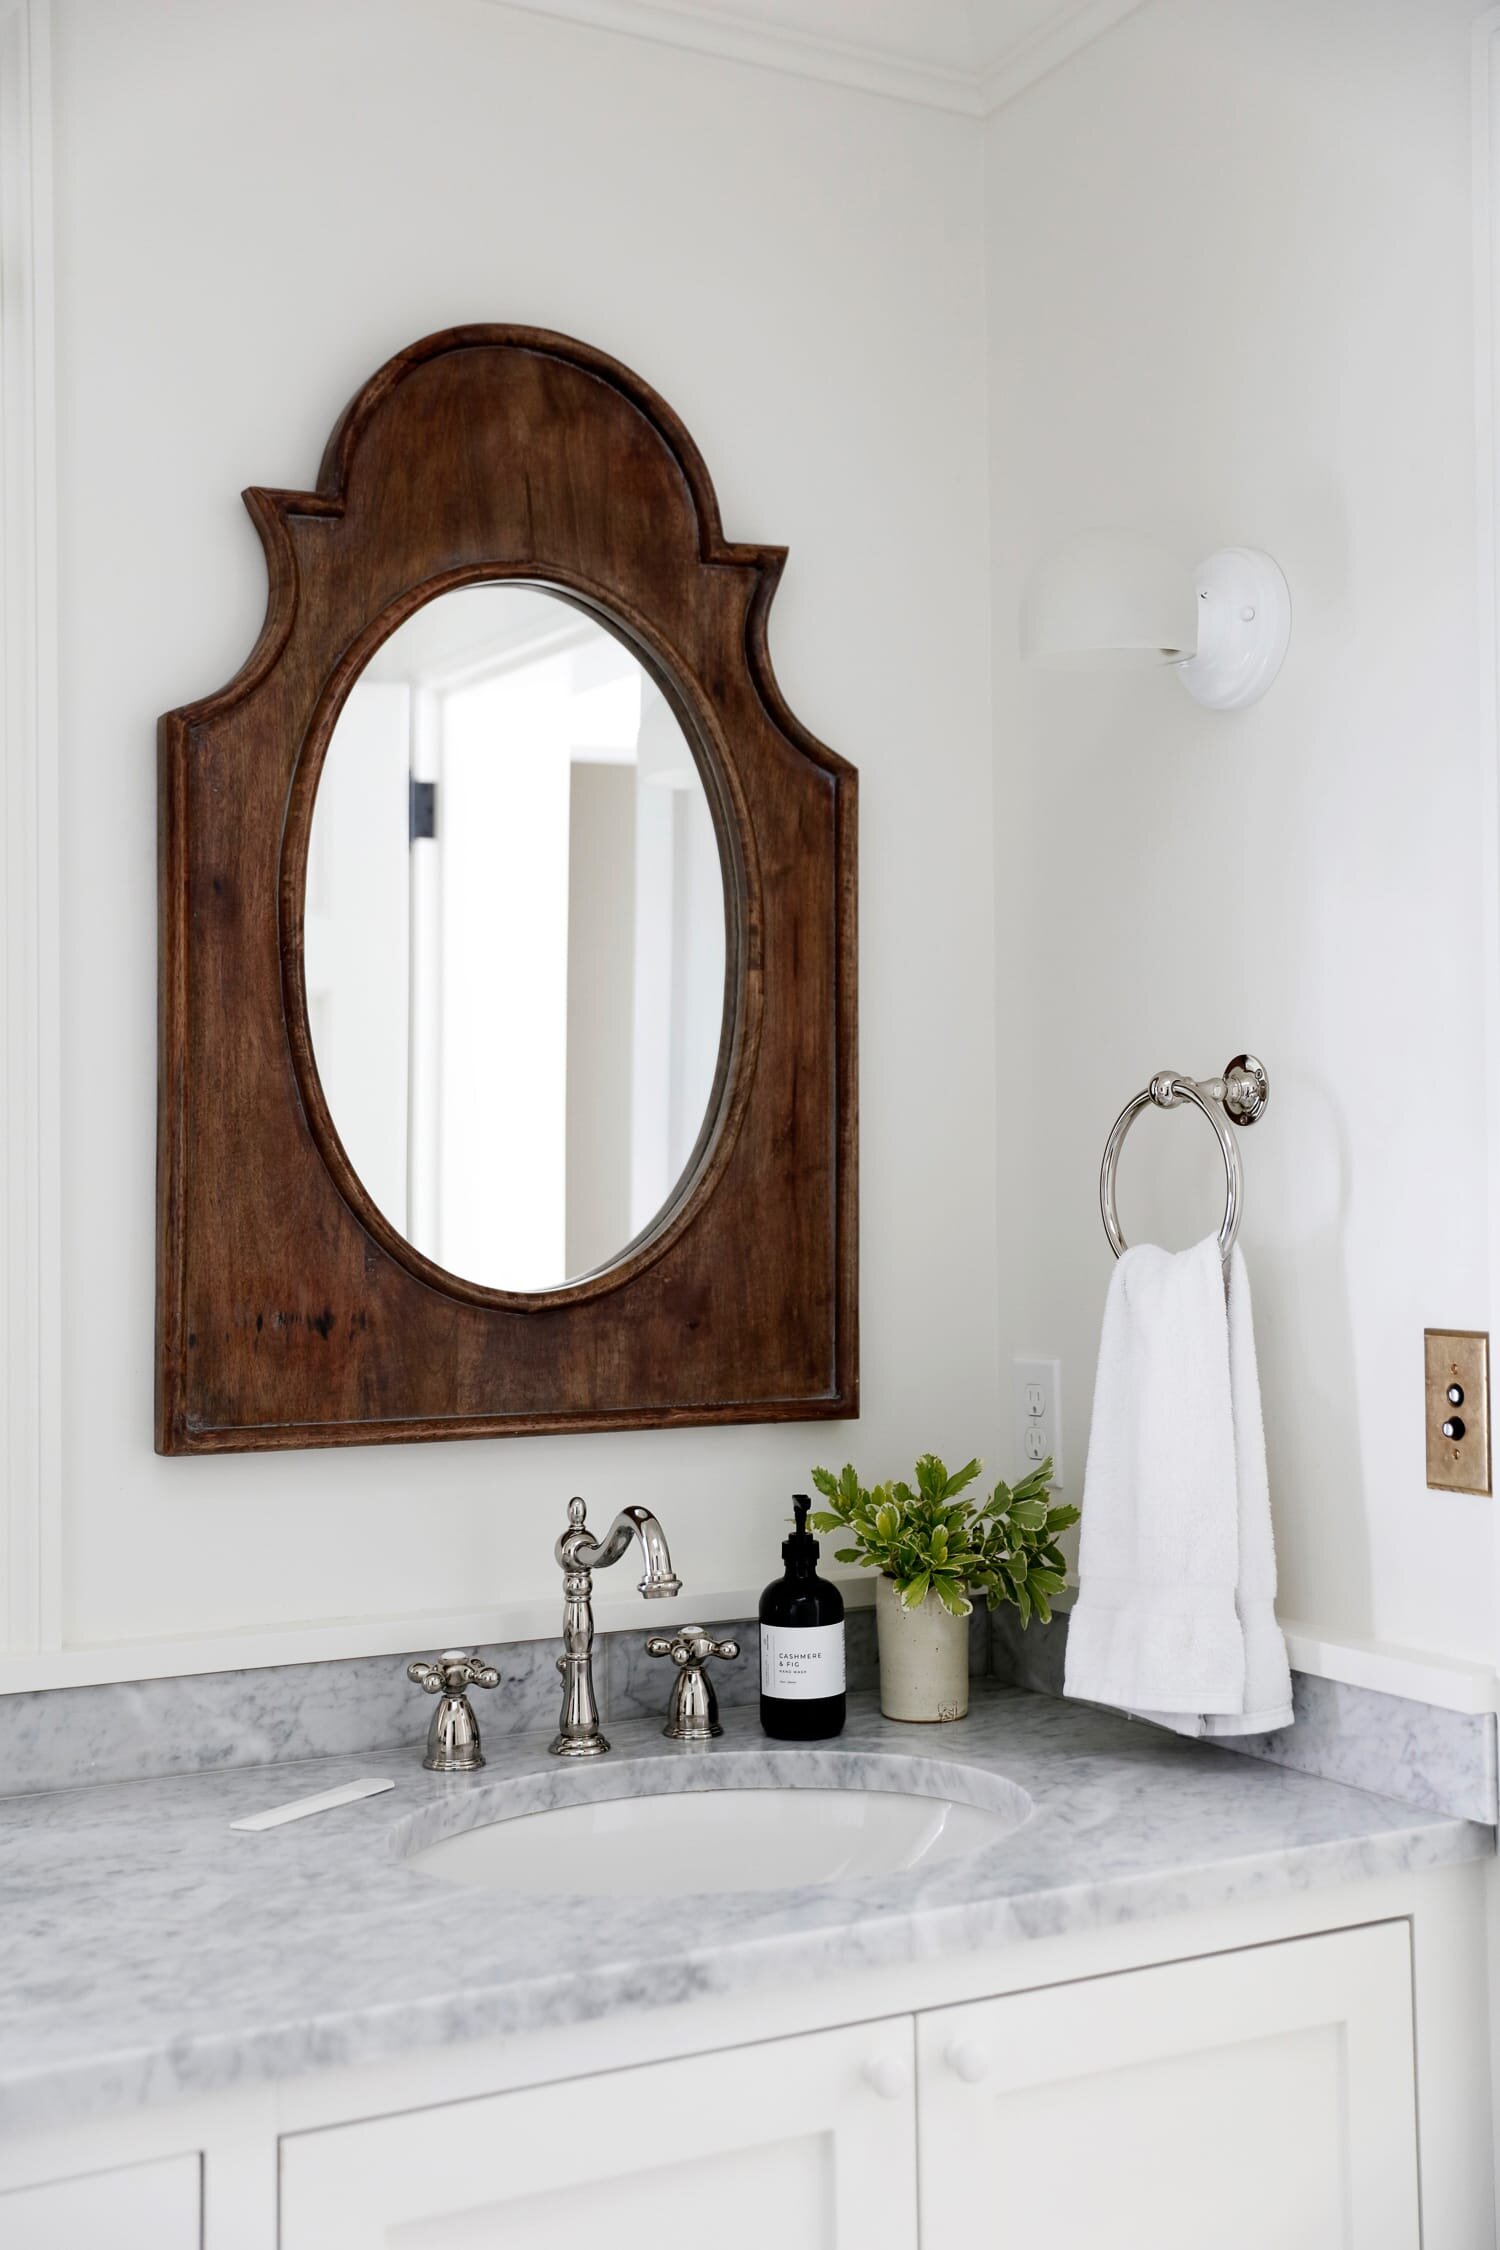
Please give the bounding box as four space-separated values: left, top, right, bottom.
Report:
279 2017 917 2250
916 1921 1420 2250
0 2152 201 2248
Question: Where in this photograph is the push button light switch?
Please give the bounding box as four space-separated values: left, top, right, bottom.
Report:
1424 1331 1491 1495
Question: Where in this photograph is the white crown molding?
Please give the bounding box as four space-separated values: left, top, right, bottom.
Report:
479 0 1149 116
976 0 1149 113
0 0 60 1664
482 0 982 112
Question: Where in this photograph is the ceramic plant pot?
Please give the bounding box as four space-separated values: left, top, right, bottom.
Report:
874 1573 970 1722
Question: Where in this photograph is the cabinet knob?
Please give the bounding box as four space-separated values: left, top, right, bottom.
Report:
862 2054 910 2102
945 2039 991 2085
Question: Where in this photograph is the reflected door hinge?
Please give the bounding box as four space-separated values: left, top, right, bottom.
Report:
409 777 437 844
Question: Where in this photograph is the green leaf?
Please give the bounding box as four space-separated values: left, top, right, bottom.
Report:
901 1569 931 1609
914 1454 946 1502
941 1457 982 1500
811 1465 838 1499
833 1548 864 1565
933 1575 972 1617
876 1504 899 1543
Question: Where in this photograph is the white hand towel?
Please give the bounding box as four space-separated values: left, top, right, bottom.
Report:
1063 1235 1293 1736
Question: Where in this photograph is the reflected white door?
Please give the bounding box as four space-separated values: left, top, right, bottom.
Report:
302 679 411 1229
434 657 572 1286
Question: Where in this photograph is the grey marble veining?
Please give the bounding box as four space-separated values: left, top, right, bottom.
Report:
8 1603 1486 1827
0 1641 544 1798
0 1629 715 1799
0 1608 905 1800
0 1683 1487 2142
989 1608 1499 1824
606 1620 760 1721
1213 1671 1500 1825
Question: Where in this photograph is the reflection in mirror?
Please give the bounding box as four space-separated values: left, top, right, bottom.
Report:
304 586 728 1292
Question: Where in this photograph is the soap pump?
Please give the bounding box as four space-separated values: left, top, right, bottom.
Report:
758 1494 846 1740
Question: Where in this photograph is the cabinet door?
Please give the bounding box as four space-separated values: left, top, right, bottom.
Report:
0 2152 200 2248
917 1921 1419 2250
280 2017 917 2250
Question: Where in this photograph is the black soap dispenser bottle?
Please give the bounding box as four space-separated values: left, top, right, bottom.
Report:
759 1495 846 1739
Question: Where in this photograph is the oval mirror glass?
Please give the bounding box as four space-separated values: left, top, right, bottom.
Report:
304 585 729 1293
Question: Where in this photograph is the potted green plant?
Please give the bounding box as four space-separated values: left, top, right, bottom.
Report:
809 1453 1076 1722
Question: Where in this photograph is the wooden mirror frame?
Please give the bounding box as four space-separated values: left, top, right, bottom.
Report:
156 326 856 1453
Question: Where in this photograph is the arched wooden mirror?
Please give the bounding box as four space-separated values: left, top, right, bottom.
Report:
156 326 856 1452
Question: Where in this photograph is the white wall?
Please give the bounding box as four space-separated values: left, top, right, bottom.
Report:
987 0 1495 1660
37 0 995 1661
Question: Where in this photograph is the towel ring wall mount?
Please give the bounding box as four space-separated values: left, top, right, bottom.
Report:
1100 1054 1270 1261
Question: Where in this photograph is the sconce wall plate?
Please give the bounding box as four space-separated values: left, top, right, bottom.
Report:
1179 547 1292 711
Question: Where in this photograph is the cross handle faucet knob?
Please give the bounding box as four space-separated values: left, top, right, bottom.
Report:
406 1649 499 1773
645 1626 740 1743
646 1627 740 1669
407 1649 501 1696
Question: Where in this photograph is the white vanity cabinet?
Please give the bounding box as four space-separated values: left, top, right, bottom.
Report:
278 2017 919 2250
917 1922 1421 2250
1 1880 1481 2250
276 1923 1422 2250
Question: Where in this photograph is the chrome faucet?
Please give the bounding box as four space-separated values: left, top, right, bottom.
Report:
551 1496 680 1757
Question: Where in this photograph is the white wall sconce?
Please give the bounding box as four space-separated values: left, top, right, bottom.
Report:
1020 532 1291 711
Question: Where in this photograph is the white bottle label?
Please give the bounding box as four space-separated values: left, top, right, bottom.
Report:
760 1622 845 1700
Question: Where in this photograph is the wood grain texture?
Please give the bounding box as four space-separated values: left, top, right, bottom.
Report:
156 326 856 1452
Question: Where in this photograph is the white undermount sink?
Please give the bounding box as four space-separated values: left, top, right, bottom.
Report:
402 1759 1030 1897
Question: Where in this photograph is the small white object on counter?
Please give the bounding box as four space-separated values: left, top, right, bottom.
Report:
229 1778 394 1831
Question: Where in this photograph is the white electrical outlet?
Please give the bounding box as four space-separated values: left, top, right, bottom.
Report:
1013 1356 1062 1487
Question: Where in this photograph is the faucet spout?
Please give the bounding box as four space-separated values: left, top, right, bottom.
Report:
561 1502 681 1597
549 1497 681 1757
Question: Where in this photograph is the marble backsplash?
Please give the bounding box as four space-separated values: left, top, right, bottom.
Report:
0 1612 879 1800
2 1598 1491 1824
990 1606 1499 1826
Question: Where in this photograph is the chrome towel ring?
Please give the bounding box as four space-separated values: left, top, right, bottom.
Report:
1100 1054 1270 1261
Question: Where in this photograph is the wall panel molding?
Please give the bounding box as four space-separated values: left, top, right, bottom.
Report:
0 0 60 1659
1475 9 1500 1688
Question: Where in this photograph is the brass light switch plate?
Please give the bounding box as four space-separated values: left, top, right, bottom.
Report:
1424 1330 1491 1495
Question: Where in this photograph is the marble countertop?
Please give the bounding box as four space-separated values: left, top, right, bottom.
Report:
0 1684 1489 2140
